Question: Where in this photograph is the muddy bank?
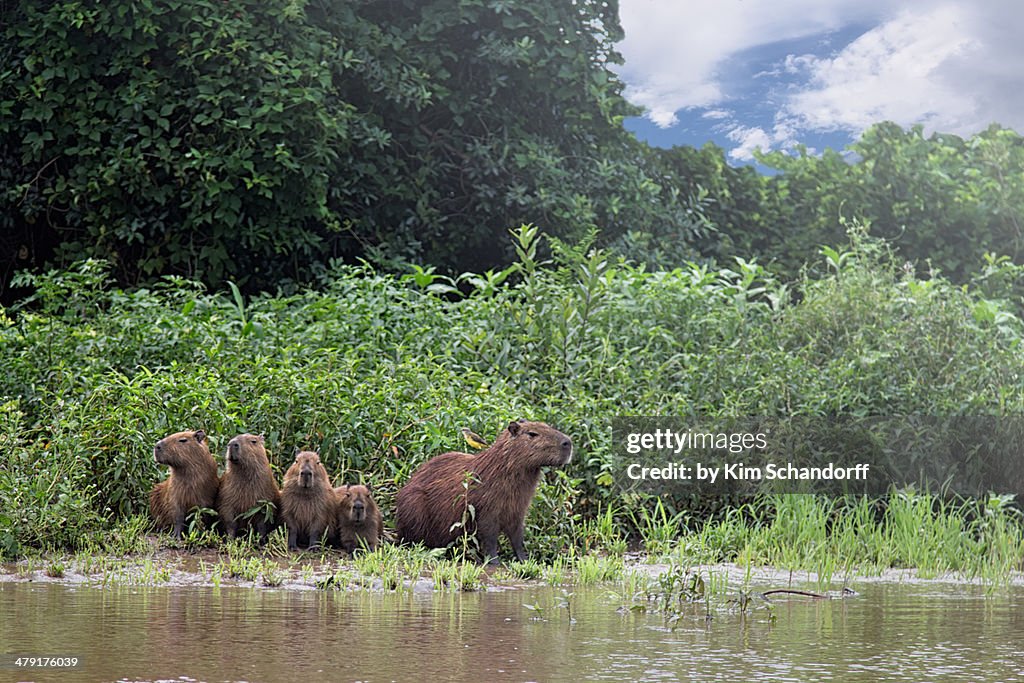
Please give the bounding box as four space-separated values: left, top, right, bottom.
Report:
626 557 1024 588
3 541 1022 592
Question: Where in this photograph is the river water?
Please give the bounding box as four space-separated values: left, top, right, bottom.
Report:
2 580 1023 682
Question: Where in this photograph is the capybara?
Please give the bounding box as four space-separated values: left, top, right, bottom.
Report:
334 484 382 553
149 429 220 538
395 420 573 563
216 433 281 540
280 450 334 550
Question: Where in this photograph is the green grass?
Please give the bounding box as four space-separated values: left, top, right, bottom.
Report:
5 487 1023 590
663 491 1024 584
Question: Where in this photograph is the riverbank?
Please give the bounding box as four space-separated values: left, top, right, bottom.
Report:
5 540 1023 596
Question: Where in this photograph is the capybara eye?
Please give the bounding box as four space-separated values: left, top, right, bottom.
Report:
527 431 538 438
178 438 187 442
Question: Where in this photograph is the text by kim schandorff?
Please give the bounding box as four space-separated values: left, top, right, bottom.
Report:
610 416 1024 497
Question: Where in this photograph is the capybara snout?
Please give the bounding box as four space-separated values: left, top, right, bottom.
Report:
227 439 240 462
560 437 573 463
517 422 573 466
351 498 366 522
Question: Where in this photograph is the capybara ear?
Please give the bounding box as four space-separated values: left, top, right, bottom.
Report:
346 484 352 491
294 447 300 457
195 430 207 443
364 482 371 492
507 421 521 436
517 418 527 423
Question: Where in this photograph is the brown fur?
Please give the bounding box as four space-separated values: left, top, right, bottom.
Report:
216 433 281 540
149 430 220 538
395 420 572 563
280 451 334 550
334 484 382 553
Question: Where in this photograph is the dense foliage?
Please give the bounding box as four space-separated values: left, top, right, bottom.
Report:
751 123 1024 282
3 1 1022 300
3 226 1023 559
0 0 709 295
647 123 1024 282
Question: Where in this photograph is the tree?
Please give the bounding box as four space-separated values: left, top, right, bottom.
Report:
1 0 709 296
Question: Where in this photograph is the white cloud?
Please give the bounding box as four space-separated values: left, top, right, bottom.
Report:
702 109 731 120
726 126 773 161
615 0 896 128
783 54 820 75
726 120 801 162
616 0 1024 157
785 4 982 135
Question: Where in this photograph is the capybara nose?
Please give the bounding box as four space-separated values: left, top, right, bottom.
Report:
353 501 364 511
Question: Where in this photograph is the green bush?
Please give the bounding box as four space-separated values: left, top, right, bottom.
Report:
747 123 1024 282
1 0 711 292
2 226 1023 558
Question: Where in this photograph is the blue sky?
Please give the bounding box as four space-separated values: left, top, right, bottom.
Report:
614 1 1024 163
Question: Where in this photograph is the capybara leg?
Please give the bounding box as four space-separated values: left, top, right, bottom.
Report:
225 521 238 539
308 524 324 550
288 526 299 550
509 524 528 562
255 519 269 543
479 531 500 565
172 511 186 539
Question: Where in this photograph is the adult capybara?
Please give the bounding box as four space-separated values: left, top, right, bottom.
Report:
280 450 334 550
334 484 382 553
216 433 281 540
396 420 573 563
149 429 220 538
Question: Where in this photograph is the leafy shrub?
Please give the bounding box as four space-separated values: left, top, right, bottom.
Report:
2 226 1023 558
0 0 709 295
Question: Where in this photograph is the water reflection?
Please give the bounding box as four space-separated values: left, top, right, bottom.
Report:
1 582 1023 682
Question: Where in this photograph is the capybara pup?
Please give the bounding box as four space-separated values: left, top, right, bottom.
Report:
150 429 220 538
334 484 382 553
396 420 573 563
217 433 281 540
281 450 334 550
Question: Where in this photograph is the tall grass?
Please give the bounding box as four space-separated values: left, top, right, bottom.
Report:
681 491 1024 581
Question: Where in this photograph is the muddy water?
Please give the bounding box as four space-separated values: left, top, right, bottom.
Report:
2 581 1023 682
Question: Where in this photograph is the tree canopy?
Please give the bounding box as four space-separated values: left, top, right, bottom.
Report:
1 1 1022 299
1 0 705 293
